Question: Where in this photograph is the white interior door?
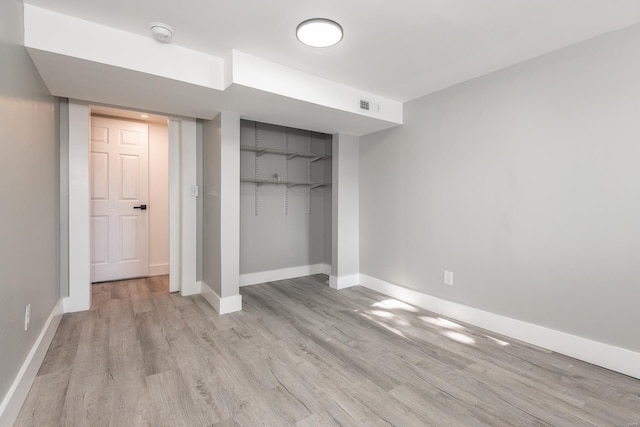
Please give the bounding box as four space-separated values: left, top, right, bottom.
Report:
90 116 149 282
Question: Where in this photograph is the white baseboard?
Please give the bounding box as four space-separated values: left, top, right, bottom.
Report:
201 281 243 315
329 273 360 290
62 290 90 314
148 263 170 276
240 263 331 287
180 280 202 297
0 299 64 426
359 274 640 380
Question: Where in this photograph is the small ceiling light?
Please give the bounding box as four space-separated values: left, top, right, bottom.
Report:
141 114 149 118
296 18 343 48
149 22 174 43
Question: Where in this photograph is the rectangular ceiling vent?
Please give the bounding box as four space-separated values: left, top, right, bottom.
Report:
359 99 370 111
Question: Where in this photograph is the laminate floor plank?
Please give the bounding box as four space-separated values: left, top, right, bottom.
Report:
13 371 69 426
36 313 86 376
15 274 640 426
389 383 495 427
60 305 112 426
90 283 111 311
135 307 176 376
131 296 155 315
147 368 211 427
107 339 150 426
128 278 151 299
295 411 342 427
147 275 168 294
110 281 130 300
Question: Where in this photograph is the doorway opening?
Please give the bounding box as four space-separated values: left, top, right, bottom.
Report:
89 106 170 291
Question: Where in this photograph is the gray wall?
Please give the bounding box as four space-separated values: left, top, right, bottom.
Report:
0 0 60 402
360 22 640 352
239 120 332 274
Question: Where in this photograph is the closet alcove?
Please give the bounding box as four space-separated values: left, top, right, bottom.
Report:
239 120 332 285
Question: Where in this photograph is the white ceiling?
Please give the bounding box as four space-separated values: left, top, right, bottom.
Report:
22 0 640 102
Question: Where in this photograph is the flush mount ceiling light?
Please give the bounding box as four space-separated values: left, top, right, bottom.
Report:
296 18 343 48
149 22 174 43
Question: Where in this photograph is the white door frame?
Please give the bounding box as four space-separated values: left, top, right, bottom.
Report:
63 100 199 313
170 117 199 296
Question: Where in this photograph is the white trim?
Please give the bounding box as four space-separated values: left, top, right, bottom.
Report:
178 119 199 297
359 274 640 380
62 297 74 313
240 263 331 287
148 263 170 276
66 101 91 313
66 107 191 312
0 299 64 426
181 280 202 297
168 119 181 293
201 281 242 314
329 273 360 290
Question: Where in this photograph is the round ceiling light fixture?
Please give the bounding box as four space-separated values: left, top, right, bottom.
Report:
149 22 174 43
296 18 343 48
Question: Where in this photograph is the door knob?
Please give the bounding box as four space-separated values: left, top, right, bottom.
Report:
133 204 147 210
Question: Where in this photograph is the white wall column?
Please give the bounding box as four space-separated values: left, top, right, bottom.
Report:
171 118 200 296
219 112 240 300
64 100 91 312
330 133 360 289
168 120 181 292
201 111 242 314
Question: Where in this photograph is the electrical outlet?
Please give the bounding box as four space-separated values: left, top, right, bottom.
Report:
444 271 454 286
25 304 30 331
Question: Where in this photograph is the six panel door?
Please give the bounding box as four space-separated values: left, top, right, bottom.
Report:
90 116 150 282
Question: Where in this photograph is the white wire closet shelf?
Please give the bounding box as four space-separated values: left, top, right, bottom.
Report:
240 178 330 189
239 145 331 162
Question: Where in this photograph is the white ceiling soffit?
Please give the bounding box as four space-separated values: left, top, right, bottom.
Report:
27 49 224 119
22 0 640 102
23 5 402 135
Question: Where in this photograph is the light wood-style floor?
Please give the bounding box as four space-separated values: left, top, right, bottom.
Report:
15 275 640 426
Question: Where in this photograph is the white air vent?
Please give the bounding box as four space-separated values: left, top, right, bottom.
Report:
360 99 370 111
